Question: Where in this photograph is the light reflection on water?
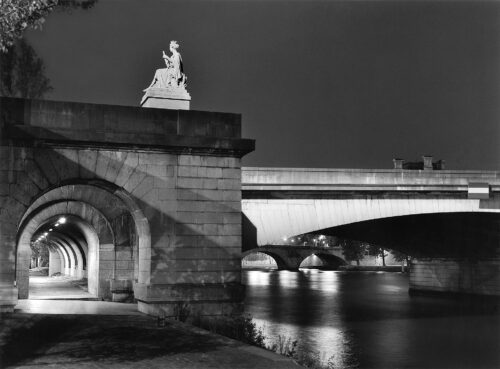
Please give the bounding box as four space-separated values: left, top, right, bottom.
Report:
243 269 500 369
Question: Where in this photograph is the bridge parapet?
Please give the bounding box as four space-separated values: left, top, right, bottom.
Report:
242 167 500 195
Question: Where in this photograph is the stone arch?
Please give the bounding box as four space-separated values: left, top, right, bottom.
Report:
242 250 288 270
48 233 86 278
47 244 65 276
16 201 113 299
19 179 151 285
299 252 347 269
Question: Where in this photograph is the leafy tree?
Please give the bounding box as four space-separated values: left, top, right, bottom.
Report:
367 244 387 266
390 249 411 272
0 0 58 52
30 240 49 267
0 39 52 98
0 0 97 52
0 1 97 98
340 239 367 266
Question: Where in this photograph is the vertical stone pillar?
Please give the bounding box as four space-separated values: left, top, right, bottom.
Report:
134 154 246 317
410 258 500 296
0 146 21 311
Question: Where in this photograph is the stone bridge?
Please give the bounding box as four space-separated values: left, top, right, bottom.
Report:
242 245 346 270
0 97 254 314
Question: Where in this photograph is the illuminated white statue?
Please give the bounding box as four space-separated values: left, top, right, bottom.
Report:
144 40 187 90
141 40 191 110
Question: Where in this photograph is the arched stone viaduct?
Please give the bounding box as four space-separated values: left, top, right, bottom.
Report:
242 167 500 296
0 97 254 314
242 245 347 270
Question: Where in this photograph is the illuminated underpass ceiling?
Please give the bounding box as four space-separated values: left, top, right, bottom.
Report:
32 218 89 267
315 212 500 258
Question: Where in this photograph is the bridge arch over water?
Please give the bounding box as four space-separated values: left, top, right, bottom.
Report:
242 167 500 296
242 246 347 271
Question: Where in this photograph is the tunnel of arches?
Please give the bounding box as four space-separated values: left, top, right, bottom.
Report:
15 181 151 302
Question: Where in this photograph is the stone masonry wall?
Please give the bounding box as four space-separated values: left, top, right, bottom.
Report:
0 97 254 313
410 258 500 296
134 153 244 316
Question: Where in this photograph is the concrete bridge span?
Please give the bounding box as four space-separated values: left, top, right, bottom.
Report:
241 167 500 247
241 167 500 297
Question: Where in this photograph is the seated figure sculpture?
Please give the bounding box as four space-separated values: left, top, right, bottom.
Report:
144 40 187 91
141 40 191 109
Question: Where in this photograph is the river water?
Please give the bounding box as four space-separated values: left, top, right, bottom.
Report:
242 269 499 369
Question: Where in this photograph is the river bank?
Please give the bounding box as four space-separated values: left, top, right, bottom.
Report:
0 312 299 368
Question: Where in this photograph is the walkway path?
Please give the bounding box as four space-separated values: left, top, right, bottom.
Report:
0 313 299 368
28 276 96 300
4 278 299 368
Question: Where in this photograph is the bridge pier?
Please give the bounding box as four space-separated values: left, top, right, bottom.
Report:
410 258 500 297
0 97 254 316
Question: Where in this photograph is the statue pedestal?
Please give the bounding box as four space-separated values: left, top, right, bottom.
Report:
141 87 191 110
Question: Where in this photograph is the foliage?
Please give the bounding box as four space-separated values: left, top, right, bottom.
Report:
191 314 338 368
390 249 411 272
367 244 387 266
0 39 52 98
339 239 367 265
390 249 409 262
190 314 266 348
283 234 339 248
173 302 191 322
268 334 297 357
0 0 97 52
1 0 57 52
29 241 49 267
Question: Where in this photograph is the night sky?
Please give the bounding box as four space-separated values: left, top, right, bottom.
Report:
25 0 500 170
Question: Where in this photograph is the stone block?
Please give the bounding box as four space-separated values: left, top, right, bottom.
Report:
223 190 241 201
24 159 49 190
206 167 223 178
177 177 203 189
178 155 201 167
199 156 225 167
175 223 203 236
104 151 127 182
177 189 198 201
132 176 155 199
217 178 240 190
178 165 198 178
218 224 242 236
0 284 18 312
202 178 218 189
52 148 80 180
154 176 176 189
196 189 223 201
222 168 241 179
33 148 59 185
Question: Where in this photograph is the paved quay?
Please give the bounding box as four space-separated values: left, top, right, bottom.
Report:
0 311 299 368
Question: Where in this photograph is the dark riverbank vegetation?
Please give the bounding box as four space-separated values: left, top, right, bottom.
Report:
170 305 338 369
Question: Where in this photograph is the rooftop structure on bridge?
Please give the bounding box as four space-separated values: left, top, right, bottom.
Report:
393 156 445 170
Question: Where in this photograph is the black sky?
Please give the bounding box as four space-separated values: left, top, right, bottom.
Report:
26 0 500 169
